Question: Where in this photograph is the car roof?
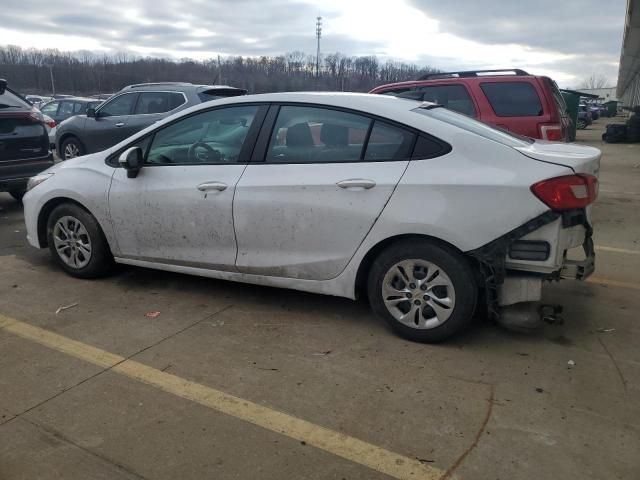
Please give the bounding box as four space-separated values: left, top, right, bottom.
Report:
175 92 430 121
43 97 99 103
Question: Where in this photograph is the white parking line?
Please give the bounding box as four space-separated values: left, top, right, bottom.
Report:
595 245 640 256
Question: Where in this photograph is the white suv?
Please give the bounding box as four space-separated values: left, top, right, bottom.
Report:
22 93 600 342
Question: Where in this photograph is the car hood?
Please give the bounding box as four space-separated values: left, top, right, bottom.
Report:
515 141 601 176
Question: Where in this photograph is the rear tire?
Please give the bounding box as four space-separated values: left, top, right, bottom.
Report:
9 190 25 201
46 203 114 278
368 239 477 343
60 137 85 160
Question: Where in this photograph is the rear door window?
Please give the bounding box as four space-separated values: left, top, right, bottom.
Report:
416 84 477 117
364 121 415 161
265 106 371 163
40 101 59 116
480 82 543 117
134 92 186 115
59 101 75 117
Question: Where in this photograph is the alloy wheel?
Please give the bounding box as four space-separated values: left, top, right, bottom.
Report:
381 259 456 329
64 142 80 159
52 215 92 268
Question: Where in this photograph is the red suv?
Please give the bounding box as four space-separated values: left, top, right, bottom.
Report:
369 69 570 141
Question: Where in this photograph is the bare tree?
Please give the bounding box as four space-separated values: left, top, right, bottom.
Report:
579 73 609 90
0 45 439 96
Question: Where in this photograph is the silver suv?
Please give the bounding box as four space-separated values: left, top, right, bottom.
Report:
55 82 246 160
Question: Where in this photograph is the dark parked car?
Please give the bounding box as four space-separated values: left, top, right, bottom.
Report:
0 79 53 201
577 104 593 129
370 69 571 141
40 97 102 125
56 82 247 159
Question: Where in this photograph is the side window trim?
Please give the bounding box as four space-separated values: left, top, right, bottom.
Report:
251 102 427 165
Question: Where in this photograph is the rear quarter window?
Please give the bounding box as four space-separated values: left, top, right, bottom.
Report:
480 82 543 117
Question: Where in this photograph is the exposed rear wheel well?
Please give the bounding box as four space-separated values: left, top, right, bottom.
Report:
354 234 480 301
38 197 93 247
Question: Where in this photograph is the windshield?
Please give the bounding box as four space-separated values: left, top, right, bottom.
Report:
412 105 534 147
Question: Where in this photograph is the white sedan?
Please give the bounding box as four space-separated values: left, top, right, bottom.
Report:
22 93 600 342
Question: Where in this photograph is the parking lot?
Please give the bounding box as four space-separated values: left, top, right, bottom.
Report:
0 117 638 479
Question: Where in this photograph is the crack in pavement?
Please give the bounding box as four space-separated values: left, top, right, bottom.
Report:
19 416 149 480
598 336 628 393
441 379 495 480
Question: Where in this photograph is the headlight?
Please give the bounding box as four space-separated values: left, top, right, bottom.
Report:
26 173 54 192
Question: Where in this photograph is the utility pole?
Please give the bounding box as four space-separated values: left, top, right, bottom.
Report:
46 64 55 96
315 16 322 78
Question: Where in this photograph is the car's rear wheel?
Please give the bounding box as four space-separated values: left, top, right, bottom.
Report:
46 203 114 278
577 119 587 130
368 239 477 343
9 190 25 201
60 137 85 160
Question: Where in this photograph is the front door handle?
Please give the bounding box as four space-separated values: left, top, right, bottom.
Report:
197 181 228 192
336 179 376 190
115 122 125 127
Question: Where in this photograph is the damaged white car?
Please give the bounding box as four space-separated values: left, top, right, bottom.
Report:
22 92 600 342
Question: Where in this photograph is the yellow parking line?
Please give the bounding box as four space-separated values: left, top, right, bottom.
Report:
587 277 640 291
595 245 640 256
0 314 444 480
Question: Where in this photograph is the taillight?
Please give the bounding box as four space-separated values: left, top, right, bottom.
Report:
43 115 56 129
539 123 564 141
531 174 598 210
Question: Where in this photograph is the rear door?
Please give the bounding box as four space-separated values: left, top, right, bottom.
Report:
125 91 188 133
39 101 60 121
233 104 415 280
84 92 139 152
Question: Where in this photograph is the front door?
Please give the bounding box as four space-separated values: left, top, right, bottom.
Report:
108 104 264 269
233 105 415 280
85 92 140 153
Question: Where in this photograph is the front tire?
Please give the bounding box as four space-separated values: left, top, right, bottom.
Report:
60 137 85 160
368 239 477 343
46 203 114 278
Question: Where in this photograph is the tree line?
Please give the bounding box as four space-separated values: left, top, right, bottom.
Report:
0 45 439 96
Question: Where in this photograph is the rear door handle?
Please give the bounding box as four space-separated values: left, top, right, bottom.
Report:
336 179 376 190
115 122 125 127
197 181 228 192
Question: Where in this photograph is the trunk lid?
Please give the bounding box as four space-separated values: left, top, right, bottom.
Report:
515 141 601 176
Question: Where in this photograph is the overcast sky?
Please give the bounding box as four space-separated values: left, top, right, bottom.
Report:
0 0 626 87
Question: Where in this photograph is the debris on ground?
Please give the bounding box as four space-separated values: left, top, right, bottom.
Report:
540 304 564 325
567 360 576 368
417 457 435 464
535 387 544 393
145 311 161 318
55 302 78 314
312 350 332 356
596 328 616 333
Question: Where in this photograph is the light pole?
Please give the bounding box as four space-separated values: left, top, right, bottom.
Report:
315 16 322 78
46 64 55 96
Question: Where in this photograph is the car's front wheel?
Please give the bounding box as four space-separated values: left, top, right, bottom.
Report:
60 137 85 160
46 203 114 278
368 239 477 343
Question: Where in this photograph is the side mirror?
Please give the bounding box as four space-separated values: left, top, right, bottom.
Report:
86 108 96 118
0 79 6 95
119 146 143 178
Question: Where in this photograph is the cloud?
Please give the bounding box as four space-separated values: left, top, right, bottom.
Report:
0 0 627 87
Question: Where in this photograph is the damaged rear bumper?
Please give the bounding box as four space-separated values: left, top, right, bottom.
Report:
468 209 595 315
